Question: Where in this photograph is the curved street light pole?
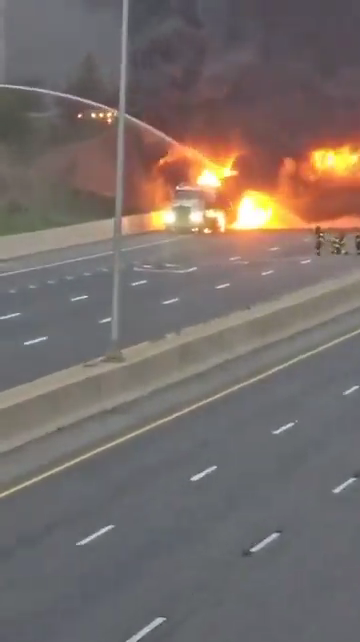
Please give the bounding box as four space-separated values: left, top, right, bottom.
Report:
109 0 129 358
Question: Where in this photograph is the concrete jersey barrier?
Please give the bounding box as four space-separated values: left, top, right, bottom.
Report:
1 268 360 452
0 211 163 260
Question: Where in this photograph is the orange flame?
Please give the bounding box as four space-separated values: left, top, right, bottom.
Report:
310 145 360 177
196 165 237 188
234 191 274 229
196 169 221 187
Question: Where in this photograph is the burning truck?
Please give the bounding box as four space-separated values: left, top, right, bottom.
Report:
162 142 360 233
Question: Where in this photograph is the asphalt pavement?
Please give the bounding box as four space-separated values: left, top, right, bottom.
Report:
1 318 360 640
0 229 359 390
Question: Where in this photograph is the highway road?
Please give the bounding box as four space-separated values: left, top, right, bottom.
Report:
0 229 359 390
1 317 360 640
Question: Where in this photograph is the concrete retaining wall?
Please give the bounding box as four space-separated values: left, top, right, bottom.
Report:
1 268 360 453
0 211 163 260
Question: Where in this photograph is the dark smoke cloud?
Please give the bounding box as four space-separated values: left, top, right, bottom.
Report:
9 0 360 220
128 0 360 221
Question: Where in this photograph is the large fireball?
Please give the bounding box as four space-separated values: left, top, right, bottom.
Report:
235 191 273 229
310 145 360 177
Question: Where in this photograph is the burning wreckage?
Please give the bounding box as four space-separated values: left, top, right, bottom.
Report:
161 144 360 253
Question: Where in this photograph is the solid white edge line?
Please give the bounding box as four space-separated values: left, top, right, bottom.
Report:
0 312 21 320
272 421 297 435
249 531 281 553
0 237 179 278
343 385 359 395
23 336 48 346
76 524 115 546
190 466 217 482
125 618 167 642
332 477 357 494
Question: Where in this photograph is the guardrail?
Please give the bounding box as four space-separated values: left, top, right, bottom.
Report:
0 211 164 261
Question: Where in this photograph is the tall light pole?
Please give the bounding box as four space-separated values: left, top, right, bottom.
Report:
0 0 6 83
108 0 129 359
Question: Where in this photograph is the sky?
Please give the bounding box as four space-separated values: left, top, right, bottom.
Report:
6 0 121 86
6 1 360 86
5 0 241 86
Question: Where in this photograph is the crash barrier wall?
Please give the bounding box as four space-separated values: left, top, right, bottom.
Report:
0 212 164 261
1 268 360 453
0 272 360 451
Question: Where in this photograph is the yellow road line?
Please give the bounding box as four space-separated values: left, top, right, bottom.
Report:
1 325 360 501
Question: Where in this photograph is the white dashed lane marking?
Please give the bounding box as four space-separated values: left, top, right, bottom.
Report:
244 531 282 556
76 525 115 546
99 317 111 324
23 336 48 346
343 385 359 396
300 259 311 264
261 270 274 276
0 313 21 320
272 421 298 435
190 466 217 482
269 246 280 251
162 298 179 305
229 256 249 264
70 295 88 302
332 477 358 494
125 618 167 642
131 280 147 286
215 283 230 289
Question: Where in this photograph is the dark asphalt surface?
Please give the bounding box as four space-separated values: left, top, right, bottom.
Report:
1 321 360 640
0 229 359 390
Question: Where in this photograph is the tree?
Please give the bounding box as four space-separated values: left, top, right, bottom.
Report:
67 53 106 103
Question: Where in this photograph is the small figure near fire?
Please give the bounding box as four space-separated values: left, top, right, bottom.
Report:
314 225 325 255
355 234 360 254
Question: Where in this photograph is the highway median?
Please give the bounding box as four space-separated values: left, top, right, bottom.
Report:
2 268 360 453
0 212 163 260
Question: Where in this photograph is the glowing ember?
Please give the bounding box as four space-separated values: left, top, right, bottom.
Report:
310 145 360 177
235 191 273 229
